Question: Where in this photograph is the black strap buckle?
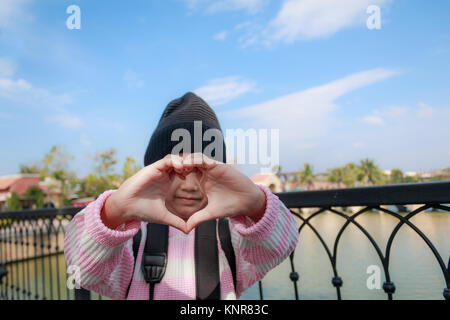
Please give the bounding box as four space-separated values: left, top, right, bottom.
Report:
141 253 167 284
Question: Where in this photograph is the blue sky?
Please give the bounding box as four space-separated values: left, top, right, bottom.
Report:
0 0 449 177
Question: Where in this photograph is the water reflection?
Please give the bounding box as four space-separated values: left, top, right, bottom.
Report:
241 211 449 300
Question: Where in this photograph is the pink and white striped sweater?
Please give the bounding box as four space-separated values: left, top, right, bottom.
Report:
64 184 299 300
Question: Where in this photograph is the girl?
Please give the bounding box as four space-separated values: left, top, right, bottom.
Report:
64 92 299 300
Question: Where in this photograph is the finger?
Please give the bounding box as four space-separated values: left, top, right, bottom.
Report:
137 154 183 185
161 210 188 234
151 154 176 172
183 153 219 170
180 153 199 171
201 153 220 167
185 207 214 233
167 154 184 173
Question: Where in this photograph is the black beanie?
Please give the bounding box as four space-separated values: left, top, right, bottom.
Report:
144 92 227 166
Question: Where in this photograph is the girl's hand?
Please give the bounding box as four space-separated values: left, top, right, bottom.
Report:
102 154 189 233
183 153 266 233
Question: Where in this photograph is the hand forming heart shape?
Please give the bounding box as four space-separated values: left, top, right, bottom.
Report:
102 153 266 234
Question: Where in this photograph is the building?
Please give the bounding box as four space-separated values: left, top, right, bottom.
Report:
0 174 41 210
250 173 283 193
0 174 62 211
38 176 64 207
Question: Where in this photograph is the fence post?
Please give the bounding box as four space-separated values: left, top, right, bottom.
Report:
0 267 8 284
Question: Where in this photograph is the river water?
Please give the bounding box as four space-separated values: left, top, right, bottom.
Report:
241 210 449 300
2 211 448 300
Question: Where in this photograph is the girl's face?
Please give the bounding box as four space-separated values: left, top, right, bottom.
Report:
165 167 208 221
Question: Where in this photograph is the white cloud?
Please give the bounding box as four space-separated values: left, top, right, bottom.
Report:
0 59 83 131
183 0 393 45
219 68 398 173
417 102 435 118
0 57 16 77
0 57 71 110
232 0 392 46
353 142 366 149
195 76 257 105
223 68 399 138
352 103 450 171
80 133 92 147
46 114 84 130
124 69 145 89
361 103 437 127
207 0 267 14
362 115 385 125
265 0 390 43
183 0 267 14
219 69 450 173
0 76 71 111
214 30 228 41
362 103 445 127
0 0 30 27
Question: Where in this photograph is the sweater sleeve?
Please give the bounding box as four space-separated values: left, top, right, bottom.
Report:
228 184 299 298
63 190 142 300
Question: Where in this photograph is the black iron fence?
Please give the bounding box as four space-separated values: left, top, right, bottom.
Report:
0 181 449 300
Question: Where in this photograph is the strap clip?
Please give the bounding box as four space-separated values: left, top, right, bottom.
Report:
141 253 167 284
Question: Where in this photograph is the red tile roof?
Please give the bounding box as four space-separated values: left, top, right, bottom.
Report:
0 178 16 191
0 176 40 196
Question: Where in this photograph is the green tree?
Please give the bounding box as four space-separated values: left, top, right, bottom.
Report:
342 163 358 187
19 163 42 175
297 163 315 190
122 156 142 181
404 175 418 183
328 163 359 187
390 168 404 184
5 193 22 211
78 149 120 198
41 145 76 205
328 167 345 184
93 148 118 178
357 158 383 186
24 186 44 209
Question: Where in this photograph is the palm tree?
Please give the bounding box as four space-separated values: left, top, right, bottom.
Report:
390 168 404 184
357 158 383 186
297 163 315 190
328 166 345 185
342 162 358 187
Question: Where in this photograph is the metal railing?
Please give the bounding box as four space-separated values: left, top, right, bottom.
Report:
0 181 449 300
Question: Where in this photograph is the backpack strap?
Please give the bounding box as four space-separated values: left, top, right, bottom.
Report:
141 223 169 300
195 220 220 300
127 220 236 300
218 218 237 291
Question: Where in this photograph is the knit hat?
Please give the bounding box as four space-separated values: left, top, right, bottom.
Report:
144 92 227 166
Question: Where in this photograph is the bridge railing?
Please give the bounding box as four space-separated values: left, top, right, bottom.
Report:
0 181 449 300
276 181 450 300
